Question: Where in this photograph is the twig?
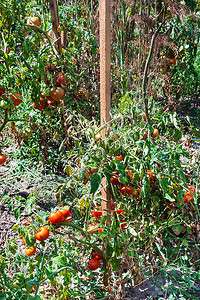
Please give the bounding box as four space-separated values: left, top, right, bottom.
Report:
142 18 167 125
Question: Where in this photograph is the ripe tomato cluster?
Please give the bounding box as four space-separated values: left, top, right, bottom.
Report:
183 186 195 203
33 70 67 111
22 223 49 257
0 89 23 109
110 159 140 198
141 128 159 141
48 206 71 225
89 200 128 234
22 206 71 257
87 250 103 271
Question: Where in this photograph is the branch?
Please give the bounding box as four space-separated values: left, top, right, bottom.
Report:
142 18 167 125
0 109 8 133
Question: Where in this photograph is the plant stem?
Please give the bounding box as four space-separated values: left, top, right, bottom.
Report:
0 109 8 133
142 18 167 125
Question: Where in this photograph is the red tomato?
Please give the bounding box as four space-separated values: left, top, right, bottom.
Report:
141 133 146 140
183 186 195 203
117 209 124 216
33 98 46 110
127 173 133 181
0 153 6 165
88 223 103 234
35 226 49 242
189 186 195 194
111 201 114 210
92 251 103 260
119 220 127 230
57 73 68 86
49 210 64 225
120 186 134 196
60 206 71 219
116 155 123 161
22 219 31 226
50 88 65 101
25 246 36 256
9 93 22 106
87 258 100 270
170 58 176 65
92 206 102 218
0 87 5 97
153 129 158 138
110 173 119 185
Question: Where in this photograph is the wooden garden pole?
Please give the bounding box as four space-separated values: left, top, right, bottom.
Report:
49 0 62 55
100 0 111 287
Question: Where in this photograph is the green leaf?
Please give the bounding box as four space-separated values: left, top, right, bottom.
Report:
9 242 18 255
190 127 200 138
178 169 186 183
25 197 34 214
173 130 182 142
3 195 10 203
165 193 175 202
155 242 166 262
39 60 45 79
64 165 72 177
116 162 125 175
27 233 36 247
90 173 102 194
53 256 68 266
14 207 21 220
132 171 140 182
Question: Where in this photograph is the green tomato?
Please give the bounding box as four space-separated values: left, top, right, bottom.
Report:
0 100 10 109
43 88 51 96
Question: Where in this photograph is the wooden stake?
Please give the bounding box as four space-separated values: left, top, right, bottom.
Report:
100 0 111 287
100 0 111 135
49 0 62 55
